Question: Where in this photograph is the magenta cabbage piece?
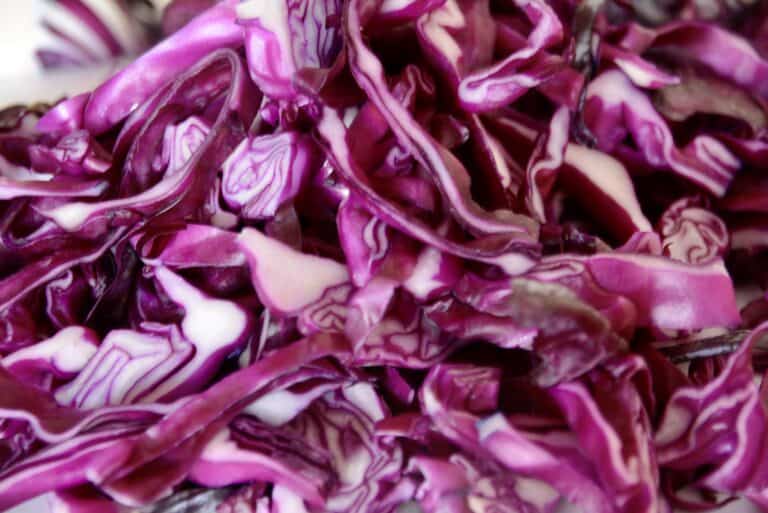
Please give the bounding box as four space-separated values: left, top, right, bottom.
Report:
238 0 343 99
222 132 315 219
5 0 768 512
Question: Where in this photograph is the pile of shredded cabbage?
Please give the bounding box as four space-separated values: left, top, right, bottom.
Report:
2 0 768 511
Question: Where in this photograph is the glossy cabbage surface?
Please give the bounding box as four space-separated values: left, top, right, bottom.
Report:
4 0 768 512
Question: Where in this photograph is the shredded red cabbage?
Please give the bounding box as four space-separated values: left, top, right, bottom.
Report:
4 0 768 512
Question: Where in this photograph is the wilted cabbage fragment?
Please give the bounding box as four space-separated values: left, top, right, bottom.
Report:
555 253 740 330
451 275 624 385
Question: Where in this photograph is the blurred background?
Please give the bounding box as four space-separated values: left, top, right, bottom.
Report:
0 0 173 105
